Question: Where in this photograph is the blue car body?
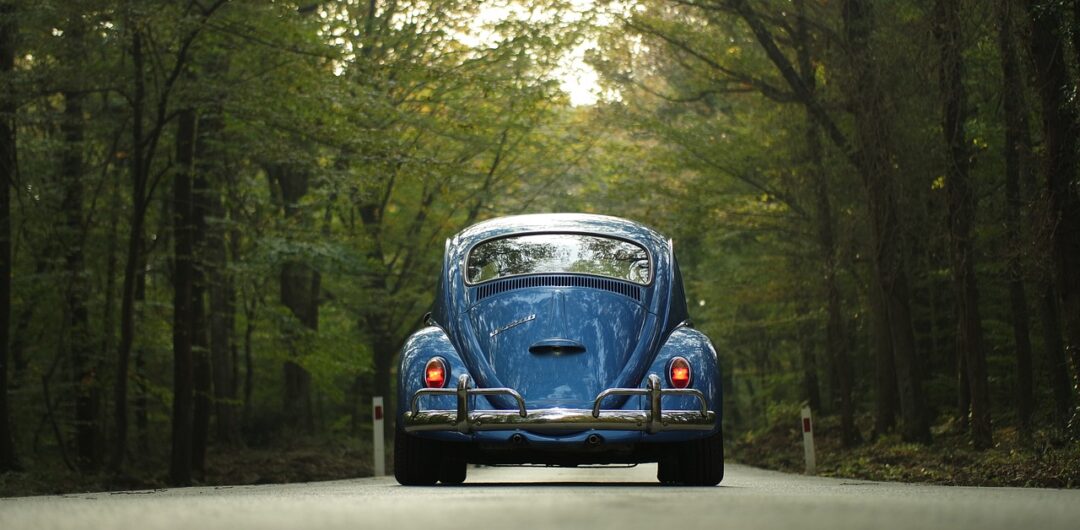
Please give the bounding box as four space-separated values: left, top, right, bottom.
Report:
394 214 724 485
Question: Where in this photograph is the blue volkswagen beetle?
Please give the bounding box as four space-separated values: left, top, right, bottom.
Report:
394 213 723 485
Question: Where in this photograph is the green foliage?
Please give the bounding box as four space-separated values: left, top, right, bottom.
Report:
578 0 1080 450
735 415 1080 488
3 0 1079 491
2 0 594 486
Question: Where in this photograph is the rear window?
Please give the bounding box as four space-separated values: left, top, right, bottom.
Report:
466 233 651 285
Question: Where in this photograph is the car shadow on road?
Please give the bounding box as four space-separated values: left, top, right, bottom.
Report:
414 482 733 488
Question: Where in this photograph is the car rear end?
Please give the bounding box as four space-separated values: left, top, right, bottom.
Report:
394 215 723 485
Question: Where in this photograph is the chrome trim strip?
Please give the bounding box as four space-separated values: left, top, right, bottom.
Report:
404 409 716 433
490 314 537 337
405 373 714 434
410 374 528 420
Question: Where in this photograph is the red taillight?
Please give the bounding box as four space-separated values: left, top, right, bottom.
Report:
424 358 447 388
669 357 691 388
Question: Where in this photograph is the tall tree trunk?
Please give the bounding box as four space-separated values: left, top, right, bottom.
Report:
238 269 255 432
0 0 19 472
170 108 197 486
60 14 102 469
794 0 856 445
869 278 898 437
230 178 254 432
271 164 315 433
190 108 211 473
8 260 38 389
191 293 210 473
824 252 857 444
1074 0 1080 77
191 184 210 475
209 264 237 446
100 145 121 434
935 0 991 449
61 85 102 471
133 255 149 456
356 201 399 439
955 321 970 432
112 26 147 472
843 0 930 444
1026 0 1080 422
201 109 239 445
809 117 857 438
1041 284 1072 430
797 301 822 413
998 0 1035 440
280 266 315 433
349 375 366 435
371 337 395 435
242 299 254 426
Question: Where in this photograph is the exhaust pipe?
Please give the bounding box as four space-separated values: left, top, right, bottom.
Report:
586 434 603 447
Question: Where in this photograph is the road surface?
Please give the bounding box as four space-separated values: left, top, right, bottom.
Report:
2 463 1078 530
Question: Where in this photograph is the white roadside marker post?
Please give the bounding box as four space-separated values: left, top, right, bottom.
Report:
801 405 816 475
373 396 385 476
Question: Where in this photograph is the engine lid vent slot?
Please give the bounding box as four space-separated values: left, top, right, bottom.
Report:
472 275 642 303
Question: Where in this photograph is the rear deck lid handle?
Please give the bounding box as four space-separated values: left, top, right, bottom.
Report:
528 338 586 355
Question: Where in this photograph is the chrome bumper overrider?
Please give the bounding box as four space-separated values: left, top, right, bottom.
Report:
403 373 716 434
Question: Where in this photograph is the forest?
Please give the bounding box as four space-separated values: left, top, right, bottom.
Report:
1 0 1078 492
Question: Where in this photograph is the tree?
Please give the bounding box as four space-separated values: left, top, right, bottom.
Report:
0 0 18 473
112 0 226 474
270 161 318 434
199 98 241 446
58 13 105 471
170 104 196 487
321 0 586 433
997 0 1035 439
6 0 1078 494
794 0 857 446
840 0 930 444
0 0 599 489
604 0 926 443
112 10 145 472
1025 0 1080 425
934 0 991 449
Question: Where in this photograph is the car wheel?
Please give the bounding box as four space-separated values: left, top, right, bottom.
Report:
393 428 440 486
438 455 467 485
658 430 724 486
675 429 724 486
656 451 679 485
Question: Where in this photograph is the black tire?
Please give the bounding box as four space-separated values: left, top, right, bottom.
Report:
394 428 440 486
659 430 724 486
657 452 679 485
438 455 467 485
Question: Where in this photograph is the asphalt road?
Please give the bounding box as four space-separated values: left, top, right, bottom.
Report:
2 463 1078 530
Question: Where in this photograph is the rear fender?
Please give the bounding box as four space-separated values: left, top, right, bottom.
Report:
397 326 479 421
643 326 721 427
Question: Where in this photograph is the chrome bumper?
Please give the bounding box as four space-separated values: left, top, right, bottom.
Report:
403 373 716 434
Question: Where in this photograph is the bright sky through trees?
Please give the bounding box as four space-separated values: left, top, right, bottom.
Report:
471 0 603 105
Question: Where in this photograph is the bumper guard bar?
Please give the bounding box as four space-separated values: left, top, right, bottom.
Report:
404 373 716 434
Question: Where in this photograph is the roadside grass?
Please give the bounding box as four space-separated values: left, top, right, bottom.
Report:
0 434 374 497
730 413 1080 488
